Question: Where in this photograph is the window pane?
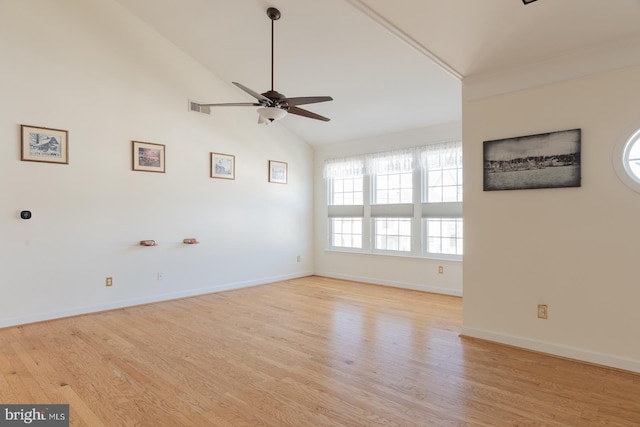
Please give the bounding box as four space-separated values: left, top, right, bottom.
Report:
399 236 411 252
424 218 463 256
374 218 411 252
344 179 353 192
629 140 640 159
427 237 441 253
424 144 462 204
442 186 457 203
374 168 413 205
399 220 411 235
428 187 442 203
331 176 363 206
629 161 640 181
331 218 362 249
428 170 442 186
401 173 412 187
443 169 457 186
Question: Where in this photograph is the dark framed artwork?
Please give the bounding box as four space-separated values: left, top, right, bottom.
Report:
483 129 581 191
20 124 69 164
132 141 165 173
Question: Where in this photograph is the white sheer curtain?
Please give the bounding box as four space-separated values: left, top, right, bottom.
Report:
420 140 462 170
366 148 414 175
323 156 365 179
324 141 462 178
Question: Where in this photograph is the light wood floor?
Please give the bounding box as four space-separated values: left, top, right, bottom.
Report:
1 276 639 426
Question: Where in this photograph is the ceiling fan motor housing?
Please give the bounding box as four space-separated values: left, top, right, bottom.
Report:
266 7 281 20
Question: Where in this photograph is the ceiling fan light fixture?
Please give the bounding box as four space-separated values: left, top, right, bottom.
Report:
257 106 288 123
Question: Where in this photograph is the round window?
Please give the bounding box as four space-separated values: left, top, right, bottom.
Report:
623 130 640 183
615 128 640 192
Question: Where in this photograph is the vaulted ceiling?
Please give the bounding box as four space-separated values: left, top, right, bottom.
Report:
114 0 640 145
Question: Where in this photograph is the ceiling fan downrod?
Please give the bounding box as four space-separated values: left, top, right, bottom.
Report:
267 7 281 92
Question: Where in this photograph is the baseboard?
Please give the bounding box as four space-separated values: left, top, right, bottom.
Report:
460 326 640 374
314 271 463 297
0 272 313 329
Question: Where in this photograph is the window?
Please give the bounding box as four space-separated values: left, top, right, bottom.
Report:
614 128 640 193
324 142 463 259
371 153 413 204
374 218 411 252
326 158 364 250
374 172 412 204
331 176 363 205
423 144 463 203
424 218 463 255
331 218 363 249
623 129 640 184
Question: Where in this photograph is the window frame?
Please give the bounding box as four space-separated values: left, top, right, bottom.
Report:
325 142 463 260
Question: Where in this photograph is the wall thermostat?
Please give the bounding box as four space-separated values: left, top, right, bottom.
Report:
20 210 32 220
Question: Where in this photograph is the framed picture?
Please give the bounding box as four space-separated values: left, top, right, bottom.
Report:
20 125 69 164
210 152 235 179
132 141 165 173
483 128 581 191
268 160 287 184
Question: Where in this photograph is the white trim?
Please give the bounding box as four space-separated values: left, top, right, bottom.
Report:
315 271 463 297
0 272 313 329
460 326 640 374
343 0 463 81
613 124 640 194
464 38 640 102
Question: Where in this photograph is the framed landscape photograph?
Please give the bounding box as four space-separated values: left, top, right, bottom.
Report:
483 129 581 191
211 152 235 179
21 124 68 164
268 160 287 184
132 141 165 173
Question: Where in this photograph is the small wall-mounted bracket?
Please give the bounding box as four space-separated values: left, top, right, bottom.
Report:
140 240 157 246
183 238 199 244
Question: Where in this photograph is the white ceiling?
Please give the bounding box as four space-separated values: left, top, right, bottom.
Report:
113 0 640 146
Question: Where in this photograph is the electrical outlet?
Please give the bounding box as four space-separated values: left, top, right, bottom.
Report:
537 304 548 319
438 265 444 274
106 277 113 287
297 255 301 263
157 272 163 281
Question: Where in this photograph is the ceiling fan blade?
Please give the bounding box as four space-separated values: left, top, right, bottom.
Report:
197 102 261 107
233 82 271 103
284 96 333 106
288 106 331 122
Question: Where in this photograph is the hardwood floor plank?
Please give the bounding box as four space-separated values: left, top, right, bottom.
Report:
0 276 639 426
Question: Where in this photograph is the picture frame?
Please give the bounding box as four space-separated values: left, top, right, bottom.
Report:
210 152 235 180
268 160 287 184
20 124 69 164
483 128 581 191
132 141 165 173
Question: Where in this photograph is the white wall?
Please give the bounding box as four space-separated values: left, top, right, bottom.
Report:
462 66 640 372
314 123 463 296
0 0 313 328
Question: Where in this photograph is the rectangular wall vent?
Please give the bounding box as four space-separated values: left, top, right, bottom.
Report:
189 101 210 115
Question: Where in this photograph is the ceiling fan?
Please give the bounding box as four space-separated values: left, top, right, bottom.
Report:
194 7 333 124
